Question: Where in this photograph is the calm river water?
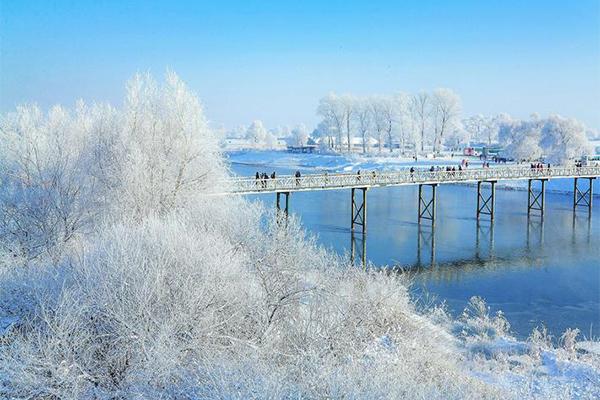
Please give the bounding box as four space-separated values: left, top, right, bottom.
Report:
230 160 599 340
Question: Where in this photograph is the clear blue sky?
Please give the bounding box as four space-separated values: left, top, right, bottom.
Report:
1 1 599 130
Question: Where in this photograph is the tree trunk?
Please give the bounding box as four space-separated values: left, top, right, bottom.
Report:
346 117 351 153
362 131 366 154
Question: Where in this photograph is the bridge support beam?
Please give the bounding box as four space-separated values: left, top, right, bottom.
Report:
573 177 594 214
418 184 437 225
276 192 290 220
527 179 547 217
477 180 496 220
351 187 368 233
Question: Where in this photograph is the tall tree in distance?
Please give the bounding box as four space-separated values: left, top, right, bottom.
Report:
354 98 372 154
431 88 461 153
317 94 345 152
410 92 431 152
370 96 387 154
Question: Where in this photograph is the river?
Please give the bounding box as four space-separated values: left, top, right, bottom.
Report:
228 153 600 340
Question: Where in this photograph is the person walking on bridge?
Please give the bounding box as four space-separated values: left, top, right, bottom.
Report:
295 170 301 186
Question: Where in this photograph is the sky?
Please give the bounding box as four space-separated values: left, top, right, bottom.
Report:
1 1 599 130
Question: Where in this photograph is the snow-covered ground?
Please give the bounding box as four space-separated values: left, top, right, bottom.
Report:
226 150 597 195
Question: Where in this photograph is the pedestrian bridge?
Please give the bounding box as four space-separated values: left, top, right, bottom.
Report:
225 165 600 195
222 165 599 234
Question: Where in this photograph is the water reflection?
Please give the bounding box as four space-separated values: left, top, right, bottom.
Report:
350 231 367 269
416 223 436 267
475 220 495 260
526 216 545 250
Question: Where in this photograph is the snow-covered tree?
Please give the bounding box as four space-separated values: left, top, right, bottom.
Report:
431 88 461 153
463 114 491 145
317 93 345 152
353 98 372 153
410 91 431 152
246 120 268 145
226 124 247 138
393 93 414 155
370 95 388 154
500 114 592 164
291 124 309 146
540 115 592 164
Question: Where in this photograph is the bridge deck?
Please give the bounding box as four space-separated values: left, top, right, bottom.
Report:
223 166 600 194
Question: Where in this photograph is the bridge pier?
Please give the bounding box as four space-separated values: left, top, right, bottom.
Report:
477 180 496 220
276 192 290 219
527 179 547 217
351 187 368 233
573 177 594 214
418 184 437 225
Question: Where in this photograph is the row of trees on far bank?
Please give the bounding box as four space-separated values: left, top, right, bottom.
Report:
313 91 594 163
315 90 463 154
221 91 595 164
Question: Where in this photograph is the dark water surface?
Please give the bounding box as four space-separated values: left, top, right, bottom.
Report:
230 162 600 340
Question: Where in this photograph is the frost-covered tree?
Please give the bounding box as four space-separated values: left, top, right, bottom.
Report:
500 114 591 164
445 125 470 149
502 119 543 161
463 114 491 145
393 93 413 154
410 91 431 152
226 124 248 138
317 93 345 152
290 124 309 146
339 94 356 153
245 120 268 145
370 95 389 154
0 102 116 262
540 115 592 164
353 98 372 153
431 88 461 153
120 72 224 215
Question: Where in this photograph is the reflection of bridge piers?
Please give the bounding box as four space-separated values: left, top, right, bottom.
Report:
350 231 367 269
526 215 545 250
475 220 495 259
417 223 436 267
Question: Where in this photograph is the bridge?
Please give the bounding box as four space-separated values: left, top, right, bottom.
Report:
223 165 599 233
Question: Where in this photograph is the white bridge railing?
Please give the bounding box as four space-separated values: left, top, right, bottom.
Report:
223 166 600 194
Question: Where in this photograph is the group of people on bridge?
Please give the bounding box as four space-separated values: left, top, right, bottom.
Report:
255 171 276 188
249 160 584 191
530 163 551 170
255 170 303 188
